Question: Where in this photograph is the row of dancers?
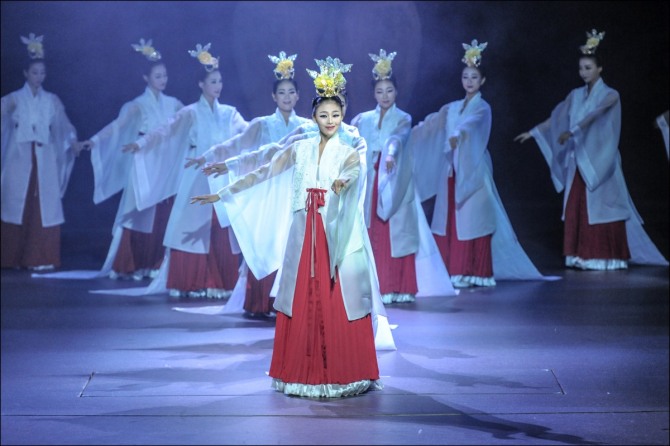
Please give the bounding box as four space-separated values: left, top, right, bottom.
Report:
2 30 669 398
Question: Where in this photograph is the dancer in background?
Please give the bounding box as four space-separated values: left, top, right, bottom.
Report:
411 39 555 288
351 49 455 303
2 33 84 271
185 51 310 317
191 59 385 397
117 43 248 298
514 30 668 269
80 39 184 280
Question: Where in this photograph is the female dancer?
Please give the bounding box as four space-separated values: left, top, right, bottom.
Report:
2 33 84 271
411 39 553 287
514 30 668 269
192 60 387 397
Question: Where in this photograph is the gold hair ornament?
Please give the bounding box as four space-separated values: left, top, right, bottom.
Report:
580 29 605 55
21 33 44 59
131 38 162 62
188 43 219 72
369 49 396 80
268 51 297 80
306 57 352 97
462 39 487 68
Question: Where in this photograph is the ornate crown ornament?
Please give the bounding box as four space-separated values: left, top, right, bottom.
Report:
461 39 488 68
268 51 297 80
188 43 219 72
307 57 352 97
21 33 44 59
580 29 605 55
369 49 396 80
131 38 162 62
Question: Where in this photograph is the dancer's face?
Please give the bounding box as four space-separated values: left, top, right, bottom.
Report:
461 66 485 96
374 79 397 112
145 64 168 93
199 70 222 101
313 99 343 140
273 80 299 114
24 61 46 90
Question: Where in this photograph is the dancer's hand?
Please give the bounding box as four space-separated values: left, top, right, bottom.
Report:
190 194 220 205
203 162 228 177
514 132 532 144
331 178 350 195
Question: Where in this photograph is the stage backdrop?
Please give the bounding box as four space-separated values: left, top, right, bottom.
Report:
1 1 668 267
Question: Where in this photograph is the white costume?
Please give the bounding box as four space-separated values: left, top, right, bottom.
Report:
351 104 456 298
219 133 395 350
411 92 555 281
529 79 667 267
1 83 77 228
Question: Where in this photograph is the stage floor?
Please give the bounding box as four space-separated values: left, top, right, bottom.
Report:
1 242 668 445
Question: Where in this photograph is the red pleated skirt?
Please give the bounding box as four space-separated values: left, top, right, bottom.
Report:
1 143 60 269
112 196 175 274
563 171 630 260
368 159 418 295
166 210 239 292
269 188 379 386
244 270 277 314
434 172 493 277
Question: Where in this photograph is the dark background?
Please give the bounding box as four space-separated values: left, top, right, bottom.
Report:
2 1 668 269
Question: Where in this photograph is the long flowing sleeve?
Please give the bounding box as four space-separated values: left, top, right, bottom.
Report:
529 94 572 193
325 149 362 277
1 94 17 169
376 111 413 221
49 94 78 198
89 101 142 204
569 89 620 192
132 107 195 211
408 104 449 201
202 117 264 163
218 146 296 279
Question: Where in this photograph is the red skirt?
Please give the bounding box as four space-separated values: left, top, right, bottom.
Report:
244 270 277 314
269 188 379 386
563 171 630 260
368 158 418 295
1 143 60 269
166 210 239 292
434 172 493 277
112 196 175 274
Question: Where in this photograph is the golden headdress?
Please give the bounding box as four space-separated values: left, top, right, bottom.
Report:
131 38 162 62
268 51 297 80
462 39 487 68
21 33 44 59
369 49 396 80
306 57 352 97
188 43 219 72
580 29 605 55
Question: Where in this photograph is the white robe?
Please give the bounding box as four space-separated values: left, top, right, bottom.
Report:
530 79 667 266
410 92 555 280
219 133 396 350
1 83 77 228
351 104 456 296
